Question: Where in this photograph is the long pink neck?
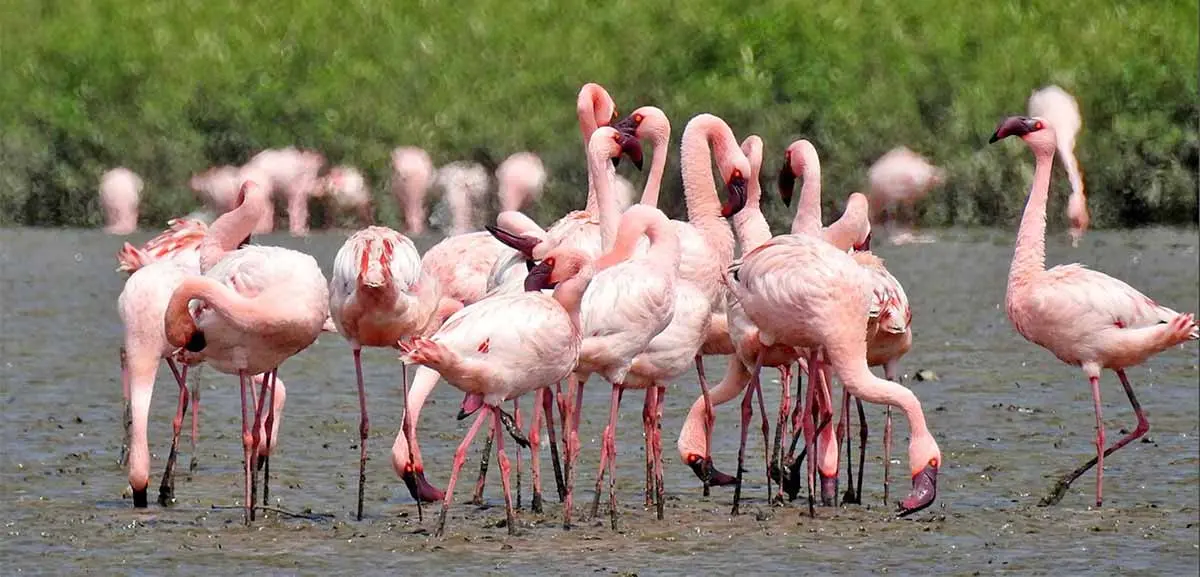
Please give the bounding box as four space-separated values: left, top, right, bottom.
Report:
586 148 622 251
680 116 736 264
578 86 612 214
165 277 266 342
1008 146 1054 291
552 274 592 335
790 153 822 236
597 208 680 270
826 337 930 439
199 194 267 273
732 166 772 253
640 130 670 208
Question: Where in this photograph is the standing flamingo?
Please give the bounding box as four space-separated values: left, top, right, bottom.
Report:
329 226 444 520
435 161 490 235
163 180 330 524
389 82 629 505
989 115 1198 507
1027 85 1088 246
728 231 942 516
190 165 242 215
392 147 435 236
777 139 872 251
99 168 143 235
399 246 596 537
242 147 326 236
867 147 945 244
319 165 374 228
496 152 547 212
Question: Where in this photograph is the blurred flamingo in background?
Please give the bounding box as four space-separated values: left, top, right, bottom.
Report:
392 147 435 236
242 147 326 236
190 165 242 215
319 165 374 228
163 180 330 524
496 152 547 212
328 225 444 520
989 115 1198 508
399 246 596 537
435 161 490 235
99 167 143 235
1028 85 1088 246
867 147 945 245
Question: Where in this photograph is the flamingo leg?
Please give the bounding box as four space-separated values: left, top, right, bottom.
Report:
839 388 856 505
806 352 820 516
493 408 518 535
470 430 494 506
854 397 868 505
435 409 490 538
732 351 765 515
589 385 619 521
119 347 131 468
158 360 189 506
189 371 201 475
653 384 667 521
770 365 791 505
556 380 569 483
642 388 656 509
398 363 422 522
695 355 716 497
513 399 523 510
563 375 585 529
353 348 369 521
817 361 839 507
606 387 624 531
238 370 254 525
530 389 545 514
543 385 566 503
260 370 277 507
1041 369 1150 507
249 369 272 521
753 367 772 506
883 365 899 505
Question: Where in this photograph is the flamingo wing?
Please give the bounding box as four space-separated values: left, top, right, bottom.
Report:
1038 264 1178 330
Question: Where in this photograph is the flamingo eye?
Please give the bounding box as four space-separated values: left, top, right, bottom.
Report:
732 169 743 179
929 457 939 467
633 113 644 124
1033 121 1044 130
544 257 555 267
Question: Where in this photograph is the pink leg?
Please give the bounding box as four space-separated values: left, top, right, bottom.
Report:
435 409 490 538
493 408 518 535
530 389 545 513
606 387 624 531
652 384 667 521
1090 375 1106 506
589 385 619 520
238 370 254 525
695 356 716 497
542 385 566 502
731 351 764 515
119 348 131 468
248 369 273 521
563 375 585 529
260 370 277 507
353 348 369 521
158 361 189 506
642 387 656 509
752 367 772 506
771 365 792 504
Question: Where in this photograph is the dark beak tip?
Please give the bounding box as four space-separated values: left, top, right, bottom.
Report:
185 331 207 353
611 156 621 168
897 465 939 518
988 133 1001 144
455 408 470 421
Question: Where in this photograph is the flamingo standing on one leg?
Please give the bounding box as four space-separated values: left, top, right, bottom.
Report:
399 247 597 537
988 115 1198 507
163 180 330 524
99 168 143 235
389 82 630 506
496 152 547 213
1027 85 1088 247
329 226 444 520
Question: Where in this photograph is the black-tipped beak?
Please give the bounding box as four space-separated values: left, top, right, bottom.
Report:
400 469 445 503
722 176 748 217
185 331 207 353
524 258 536 272
524 260 555 292
486 224 541 258
898 463 938 517
685 455 737 487
237 235 252 249
777 163 796 206
617 133 644 171
990 116 1035 144
611 114 639 138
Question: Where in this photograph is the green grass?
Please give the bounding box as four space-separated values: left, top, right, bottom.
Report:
1 0 1196 229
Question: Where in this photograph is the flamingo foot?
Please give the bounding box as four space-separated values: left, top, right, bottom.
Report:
686 456 737 487
897 464 938 517
402 468 446 503
820 474 838 507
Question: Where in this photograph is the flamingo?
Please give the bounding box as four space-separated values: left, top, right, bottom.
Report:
727 232 942 517
399 245 597 537
99 168 143 235
328 226 444 520
319 165 374 228
242 147 326 236
389 82 630 505
988 115 1198 507
163 180 330 524
116 218 210 274
866 147 945 245
496 152 547 212
120 182 278 507
190 165 242 215
777 139 872 252
392 147 435 236
1027 85 1088 247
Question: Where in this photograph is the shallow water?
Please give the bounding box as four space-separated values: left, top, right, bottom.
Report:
1 227 1198 576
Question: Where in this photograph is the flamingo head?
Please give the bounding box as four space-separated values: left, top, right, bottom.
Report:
898 435 941 517
721 168 749 218
523 248 591 291
613 130 644 171
612 106 670 148
777 140 817 207
989 116 1056 154
854 231 872 252
486 224 542 259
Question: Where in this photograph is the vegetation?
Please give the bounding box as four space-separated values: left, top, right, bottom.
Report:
1 0 1196 230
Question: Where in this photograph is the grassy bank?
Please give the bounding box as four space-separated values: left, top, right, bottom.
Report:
1 0 1196 230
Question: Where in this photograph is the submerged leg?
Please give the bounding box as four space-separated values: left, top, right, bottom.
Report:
435 409 490 538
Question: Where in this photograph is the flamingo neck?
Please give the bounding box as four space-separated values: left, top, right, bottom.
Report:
639 130 670 207
732 181 772 253
1008 146 1054 292
790 156 822 236
165 277 260 347
552 274 592 335
680 116 737 265
827 342 930 439
586 149 622 251
199 193 267 273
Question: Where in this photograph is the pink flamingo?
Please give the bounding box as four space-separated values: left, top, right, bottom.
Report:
727 232 942 517
116 218 210 274
399 246 596 537
190 165 242 214
163 180 330 524
319 165 374 228
389 82 627 504
392 147 435 236
99 168 143 235
329 226 445 520
121 183 281 508
242 147 326 236
435 161 490 236
989 115 1198 507
496 152 547 212
867 147 945 244
1027 85 1088 246
778 139 872 251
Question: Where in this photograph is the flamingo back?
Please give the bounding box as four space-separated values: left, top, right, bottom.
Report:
116 218 208 274
853 251 911 335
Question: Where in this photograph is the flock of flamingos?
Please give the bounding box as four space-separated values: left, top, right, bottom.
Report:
108 83 1197 537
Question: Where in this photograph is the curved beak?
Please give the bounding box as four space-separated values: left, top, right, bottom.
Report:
486 224 542 258
897 463 938 517
614 133 644 171
611 114 639 139
685 454 737 487
523 260 555 292
456 393 484 420
721 175 748 217
400 468 445 503
777 162 796 206
989 116 1028 143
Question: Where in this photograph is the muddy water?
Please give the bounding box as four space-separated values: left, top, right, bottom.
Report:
1 227 1197 575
